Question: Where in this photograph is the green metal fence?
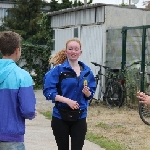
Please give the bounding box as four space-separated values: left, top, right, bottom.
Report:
106 25 150 106
106 29 122 69
122 25 150 93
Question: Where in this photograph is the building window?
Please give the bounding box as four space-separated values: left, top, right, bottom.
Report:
3 8 8 17
52 30 55 39
52 40 55 51
52 30 55 50
0 9 3 19
74 28 78 38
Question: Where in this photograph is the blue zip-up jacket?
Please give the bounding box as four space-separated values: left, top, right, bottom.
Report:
0 59 36 142
43 59 96 119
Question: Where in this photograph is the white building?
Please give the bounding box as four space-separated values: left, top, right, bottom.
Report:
0 1 50 26
0 1 14 26
47 3 150 68
47 3 150 99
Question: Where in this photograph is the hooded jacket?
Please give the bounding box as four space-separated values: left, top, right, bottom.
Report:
43 59 96 119
0 59 36 142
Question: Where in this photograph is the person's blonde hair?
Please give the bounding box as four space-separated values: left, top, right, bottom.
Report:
49 49 67 66
66 38 82 49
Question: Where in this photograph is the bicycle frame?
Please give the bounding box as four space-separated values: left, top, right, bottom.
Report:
104 69 124 108
90 62 124 109
90 62 109 104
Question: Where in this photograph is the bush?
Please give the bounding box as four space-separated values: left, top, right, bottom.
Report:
18 42 51 89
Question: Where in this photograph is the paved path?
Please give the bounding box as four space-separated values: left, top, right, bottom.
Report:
25 90 105 150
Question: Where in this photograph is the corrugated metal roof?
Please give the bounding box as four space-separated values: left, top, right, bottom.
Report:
50 7 104 28
46 3 147 17
47 3 108 16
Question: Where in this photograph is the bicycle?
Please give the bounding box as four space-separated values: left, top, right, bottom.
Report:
139 103 150 126
104 68 124 109
138 62 150 126
122 60 150 126
89 62 124 109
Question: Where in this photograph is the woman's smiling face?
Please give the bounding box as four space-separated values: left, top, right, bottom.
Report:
66 41 82 61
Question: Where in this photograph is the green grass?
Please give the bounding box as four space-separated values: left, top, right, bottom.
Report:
41 111 127 150
34 85 43 90
86 132 127 150
95 122 110 129
96 122 125 130
40 111 52 120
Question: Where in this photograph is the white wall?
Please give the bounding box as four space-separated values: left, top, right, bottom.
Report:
54 28 74 53
53 25 104 99
0 3 14 25
105 6 149 29
80 25 104 99
53 25 104 76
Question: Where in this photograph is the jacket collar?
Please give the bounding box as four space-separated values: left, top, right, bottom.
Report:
62 59 85 70
61 59 90 77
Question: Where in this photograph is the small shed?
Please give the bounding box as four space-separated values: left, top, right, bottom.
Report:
47 3 150 99
47 3 150 69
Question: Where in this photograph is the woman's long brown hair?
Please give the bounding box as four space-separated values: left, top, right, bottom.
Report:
49 49 67 66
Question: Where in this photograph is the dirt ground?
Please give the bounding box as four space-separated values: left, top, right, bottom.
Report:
87 101 150 150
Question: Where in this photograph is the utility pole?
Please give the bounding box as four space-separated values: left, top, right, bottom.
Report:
84 0 87 5
129 0 131 5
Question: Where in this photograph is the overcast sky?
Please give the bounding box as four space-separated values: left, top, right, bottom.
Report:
46 0 146 8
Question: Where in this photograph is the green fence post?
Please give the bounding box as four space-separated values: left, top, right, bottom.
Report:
121 26 127 78
141 26 146 92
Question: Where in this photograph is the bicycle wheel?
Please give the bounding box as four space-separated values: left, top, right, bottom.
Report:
139 103 150 126
105 81 124 109
89 77 98 105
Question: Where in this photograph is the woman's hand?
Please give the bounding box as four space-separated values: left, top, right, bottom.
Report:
55 95 79 109
82 85 91 97
137 91 150 106
66 99 79 110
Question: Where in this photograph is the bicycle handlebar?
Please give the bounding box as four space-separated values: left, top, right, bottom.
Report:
91 62 110 69
126 61 150 67
126 60 141 68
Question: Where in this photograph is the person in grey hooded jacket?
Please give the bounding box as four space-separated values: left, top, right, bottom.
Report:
0 31 36 150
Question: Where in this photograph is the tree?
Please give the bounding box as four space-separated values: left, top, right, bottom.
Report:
143 1 150 9
87 0 93 4
49 0 93 11
63 0 92 8
58 0 72 9
72 0 83 7
3 0 47 43
49 0 60 12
